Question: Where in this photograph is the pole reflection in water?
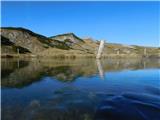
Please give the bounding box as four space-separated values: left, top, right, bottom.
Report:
17 58 20 68
96 59 105 80
143 61 146 69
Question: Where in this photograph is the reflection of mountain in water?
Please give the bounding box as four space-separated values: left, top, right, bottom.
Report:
1 58 160 88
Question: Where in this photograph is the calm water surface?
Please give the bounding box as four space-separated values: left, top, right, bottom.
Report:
1 58 160 120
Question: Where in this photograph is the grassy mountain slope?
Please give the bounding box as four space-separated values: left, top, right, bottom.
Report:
1 27 70 54
1 27 159 58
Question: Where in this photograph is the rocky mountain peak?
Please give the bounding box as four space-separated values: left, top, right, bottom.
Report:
50 32 84 45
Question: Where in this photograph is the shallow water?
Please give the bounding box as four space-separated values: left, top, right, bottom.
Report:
1 58 160 120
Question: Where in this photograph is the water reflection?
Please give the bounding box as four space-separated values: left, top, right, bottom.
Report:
96 59 105 80
1 58 159 88
1 58 160 120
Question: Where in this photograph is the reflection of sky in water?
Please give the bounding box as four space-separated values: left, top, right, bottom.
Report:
1 59 160 120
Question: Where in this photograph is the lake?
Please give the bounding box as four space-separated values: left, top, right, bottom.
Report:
1 58 160 120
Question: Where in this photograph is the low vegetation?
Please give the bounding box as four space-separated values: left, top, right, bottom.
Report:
1 27 159 58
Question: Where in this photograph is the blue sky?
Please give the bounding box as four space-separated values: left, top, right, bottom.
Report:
1 1 159 47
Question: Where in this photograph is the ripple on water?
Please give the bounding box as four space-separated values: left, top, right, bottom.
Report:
144 85 160 96
95 92 160 120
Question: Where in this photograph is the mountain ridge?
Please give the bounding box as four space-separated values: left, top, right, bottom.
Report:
1 27 159 58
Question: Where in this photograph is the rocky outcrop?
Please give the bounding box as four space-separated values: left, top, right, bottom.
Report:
1 35 31 54
1 27 71 55
1 27 49 53
50 33 84 46
1 27 159 57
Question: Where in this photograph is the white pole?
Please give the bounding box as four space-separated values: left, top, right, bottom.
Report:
96 40 105 59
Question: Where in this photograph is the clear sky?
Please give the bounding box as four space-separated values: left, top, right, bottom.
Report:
1 1 160 47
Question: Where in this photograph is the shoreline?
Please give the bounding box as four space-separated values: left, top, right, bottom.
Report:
1 53 159 59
